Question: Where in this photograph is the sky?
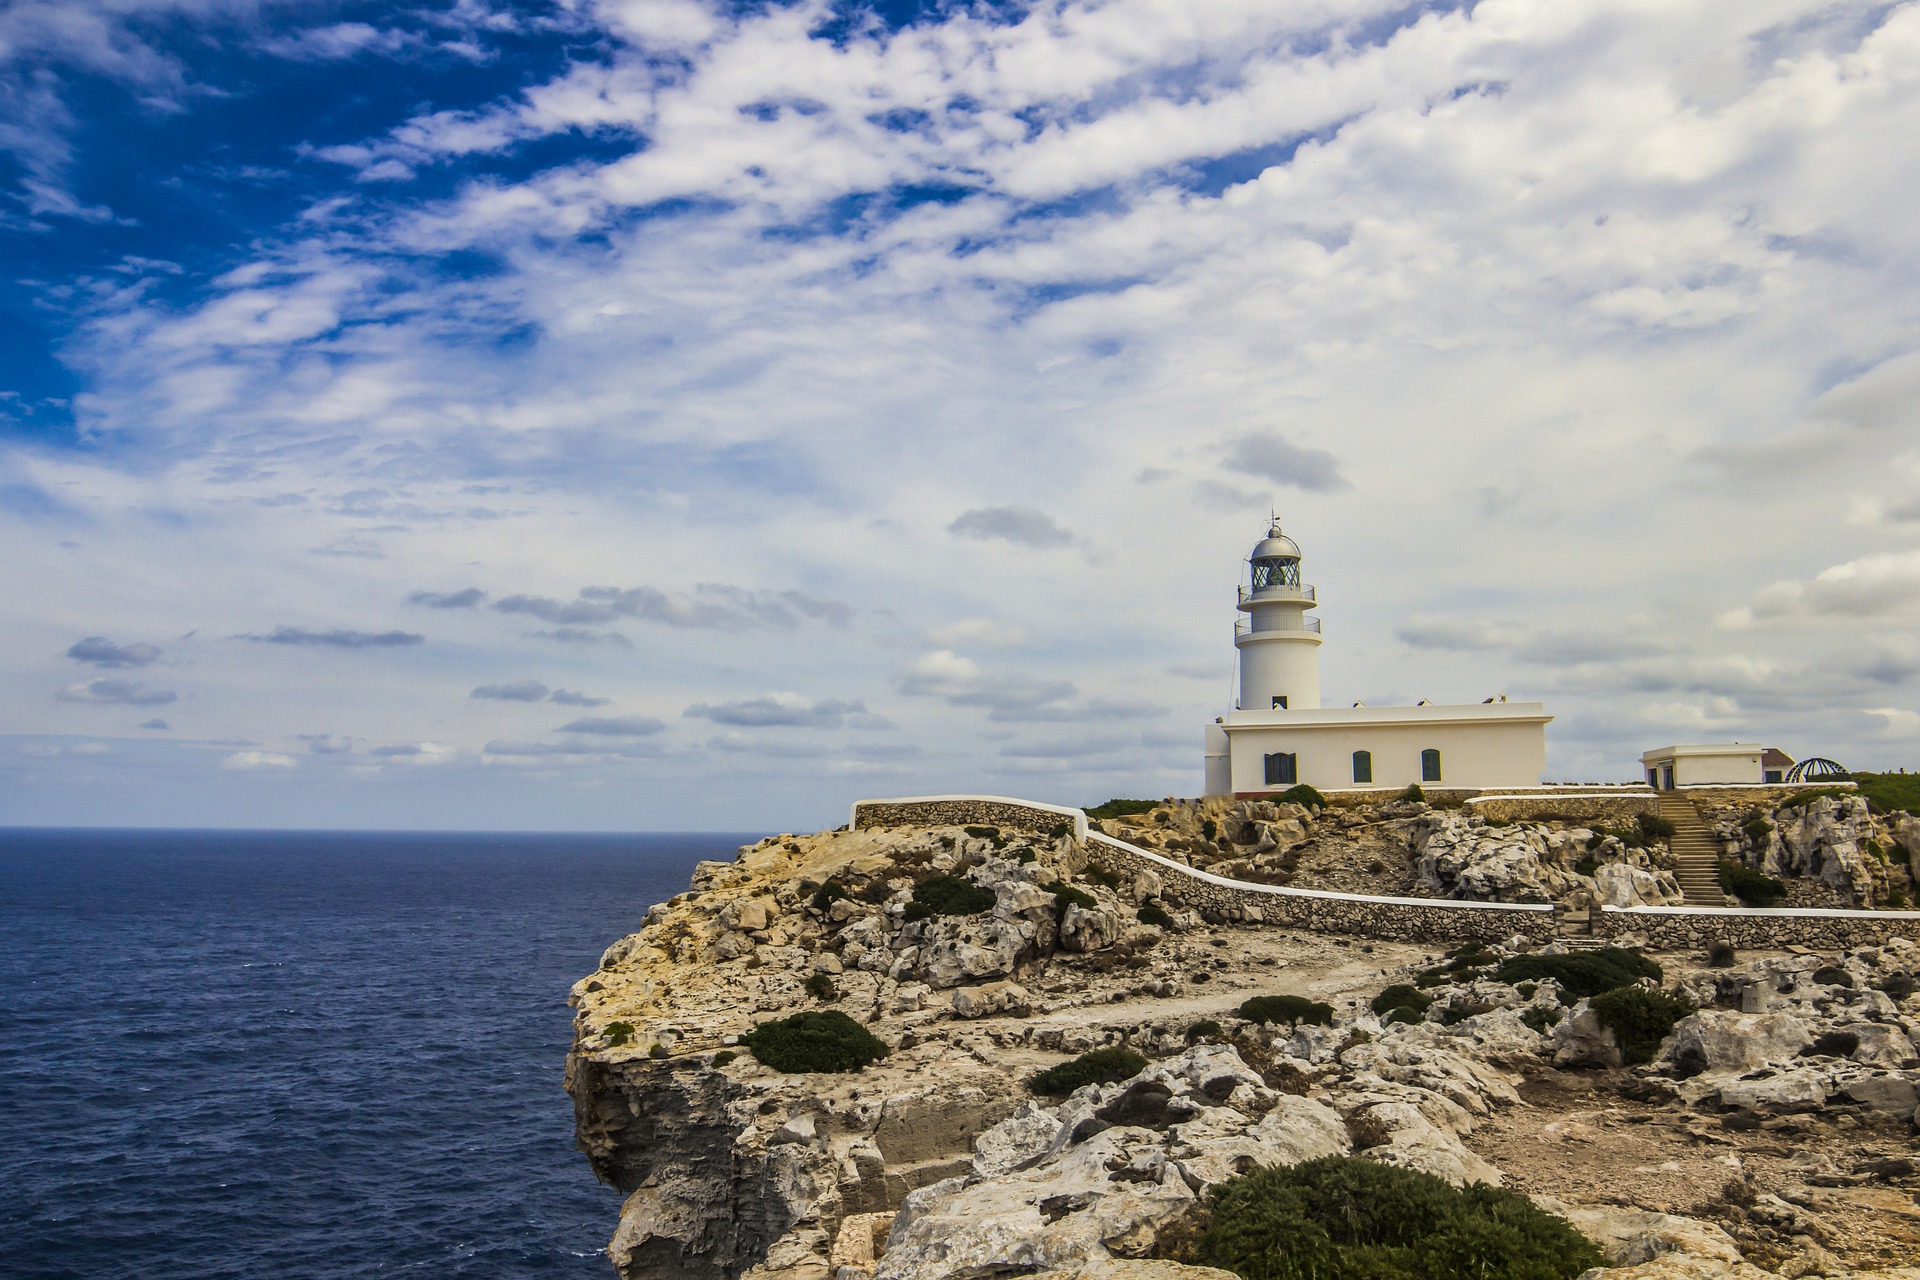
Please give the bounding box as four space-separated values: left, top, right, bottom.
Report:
3 0 1919 832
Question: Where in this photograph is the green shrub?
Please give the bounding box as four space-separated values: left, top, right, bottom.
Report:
1573 857 1599 878
1086 798 1159 820
710 1050 738 1068
903 875 996 921
1717 861 1785 907
1514 982 1538 999
1201 818 1219 841
1589 986 1695 1065
1706 940 1736 968
1635 812 1676 842
1851 771 1920 817
1138 903 1174 928
1238 994 1334 1027
1029 1046 1148 1096
1277 784 1327 810
1047 820 1074 840
804 972 839 1001
963 824 1007 848
810 880 849 911
1185 1019 1223 1044
1197 1156 1604 1280
1780 786 1851 810
1044 879 1097 920
1888 890 1910 909
1520 1006 1562 1036
1397 784 1424 802
1370 984 1432 1024
1742 815 1772 846
1085 866 1121 890
648 1043 669 1059
602 1020 636 1047
1494 948 1662 999
1873 972 1915 1000
741 1010 889 1074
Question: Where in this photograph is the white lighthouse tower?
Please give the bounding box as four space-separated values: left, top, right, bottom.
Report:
1234 516 1322 711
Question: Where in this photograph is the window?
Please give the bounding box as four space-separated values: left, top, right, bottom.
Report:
1763 770 1783 784
1271 695 1288 710
1352 750 1372 784
1264 752 1297 786
1420 748 1442 782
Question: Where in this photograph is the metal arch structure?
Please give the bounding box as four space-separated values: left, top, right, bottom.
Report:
1785 757 1849 782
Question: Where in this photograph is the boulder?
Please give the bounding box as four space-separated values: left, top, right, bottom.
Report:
1594 861 1685 908
1538 1200 1744 1267
952 980 1033 1020
1716 1069 1827 1113
1837 1072 1919 1114
1551 1002 1623 1070
1662 1011 1812 1077
1767 794 1878 903
1059 904 1124 954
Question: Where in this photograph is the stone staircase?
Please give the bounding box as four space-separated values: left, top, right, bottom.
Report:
1659 793 1728 907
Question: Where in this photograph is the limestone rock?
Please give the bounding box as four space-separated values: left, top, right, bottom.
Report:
1538 1200 1744 1267
1594 861 1685 909
951 980 1032 1019
1662 1011 1812 1077
1551 1001 1623 1070
1717 1068 1828 1112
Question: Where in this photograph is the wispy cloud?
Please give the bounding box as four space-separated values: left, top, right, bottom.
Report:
949 506 1075 548
555 714 665 736
56 678 177 706
242 627 425 648
496 584 852 629
409 587 486 609
471 678 550 702
66 636 161 667
683 693 870 729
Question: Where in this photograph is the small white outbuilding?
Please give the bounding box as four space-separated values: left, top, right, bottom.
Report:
1638 744 1781 790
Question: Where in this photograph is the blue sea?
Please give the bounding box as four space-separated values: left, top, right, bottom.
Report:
0 828 747 1280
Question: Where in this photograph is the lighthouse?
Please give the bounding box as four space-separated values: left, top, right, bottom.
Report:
1235 517 1322 711
1205 516 1551 796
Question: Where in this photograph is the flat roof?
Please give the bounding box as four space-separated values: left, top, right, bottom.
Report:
1223 701 1551 730
1639 743 1764 761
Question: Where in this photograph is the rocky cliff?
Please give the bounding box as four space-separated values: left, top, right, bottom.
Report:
567 816 1920 1280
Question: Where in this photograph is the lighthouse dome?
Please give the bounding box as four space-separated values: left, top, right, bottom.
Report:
1250 531 1300 561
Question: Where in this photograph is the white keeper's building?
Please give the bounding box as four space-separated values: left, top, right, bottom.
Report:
1204 519 1551 796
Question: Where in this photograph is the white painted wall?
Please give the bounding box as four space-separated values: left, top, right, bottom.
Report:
1204 723 1231 795
1639 745 1763 787
1225 705 1549 792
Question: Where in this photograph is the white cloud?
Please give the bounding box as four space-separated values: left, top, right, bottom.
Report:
222 750 297 770
1723 549 1920 626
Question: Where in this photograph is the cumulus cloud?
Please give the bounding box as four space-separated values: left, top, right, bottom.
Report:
471 679 550 702
556 714 666 736
409 587 486 608
1223 434 1348 494
244 627 426 647
482 738 664 758
548 688 611 707
1722 549 1920 626
496 584 851 629
683 693 869 728
66 636 161 667
222 750 296 770
948 506 1075 548
57 678 177 706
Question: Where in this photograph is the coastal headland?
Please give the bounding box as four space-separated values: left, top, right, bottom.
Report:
567 792 1920 1280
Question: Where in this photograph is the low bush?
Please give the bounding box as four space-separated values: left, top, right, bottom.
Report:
1047 820 1074 840
602 1021 635 1047
1138 903 1174 928
1706 940 1737 968
1887 889 1910 909
1238 994 1334 1027
741 1010 889 1074
1201 818 1219 841
710 1050 738 1068
1045 880 1098 920
1370 984 1432 1024
1589 986 1695 1065
1851 771 1920 817
1573 856 1600 878
1397 784 1424 802
1029 1046 1147 1096
1494 948 1662 999
1185 1018 1223 1044
1717 861 1785 908
1741 815 1773 847
963 824 1006 848
804 972 839 1001
1520 1006 1563 1036
1873 972 1915 1000
1276 784 1327 810
1780 787 1852 810
903 875 997 921
1197 1155 1604 1280
1085 866 1121 890
810 880 849 911
1635 812 1676 842
1086 798 1159 820
648 1043 669 1059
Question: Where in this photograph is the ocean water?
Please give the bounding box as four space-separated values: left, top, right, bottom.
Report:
0 828 746 1280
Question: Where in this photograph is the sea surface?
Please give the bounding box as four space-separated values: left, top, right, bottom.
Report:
0 828 748 1280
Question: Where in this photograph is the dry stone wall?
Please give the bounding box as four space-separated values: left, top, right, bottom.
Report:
1596 904 1920 950
851 797 1087 840
1465 792 1660 825
1084 832 1557 945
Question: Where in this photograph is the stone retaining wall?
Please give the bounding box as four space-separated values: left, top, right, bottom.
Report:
851 796 1087 840
1596 905 1920 950
1465 792 1660 825
1084 833 1557 945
